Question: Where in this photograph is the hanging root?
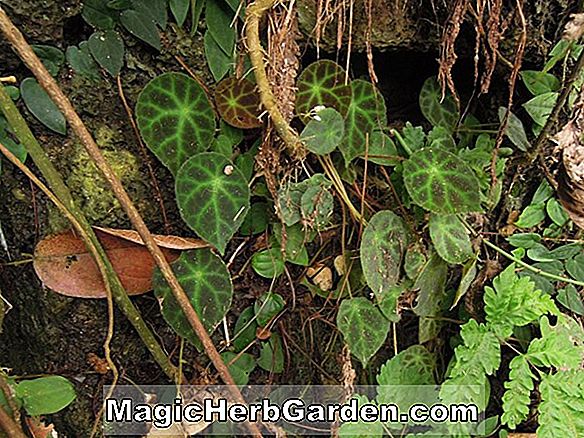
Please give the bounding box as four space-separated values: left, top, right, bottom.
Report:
245 0 304 157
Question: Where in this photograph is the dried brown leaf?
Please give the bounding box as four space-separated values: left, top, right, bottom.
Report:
94 226 209 250
33 230 182 298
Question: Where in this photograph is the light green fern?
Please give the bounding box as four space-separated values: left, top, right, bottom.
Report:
484 264 558 338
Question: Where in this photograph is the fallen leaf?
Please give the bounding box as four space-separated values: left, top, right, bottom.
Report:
94 226 209 250
34 229 181 298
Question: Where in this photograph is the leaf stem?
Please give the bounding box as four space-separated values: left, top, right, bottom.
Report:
390 128 412 156
482 239 584 287
318 155 364 223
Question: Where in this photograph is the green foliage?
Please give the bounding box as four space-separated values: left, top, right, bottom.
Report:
538 370 584 438
277 174 333 228
412 254 449 343
14 376 76 416
120 8 162 50
204 30 232 81
360 210 410 296
66 42 101 81
136 72 215 175
258 334 284 373
295 60 352 119
20 78 66 135
221 352 256 385
233 306 257 352
499 107 530 152
251 248 285 278
170 0 190 26
484 264 558 338
32 45 65 77
254 292 285 327
523 92 558 128
501 355 534 429
376 345 435 388
153 249 233 349
361 131 399 166
300 107 345 155
175 152 250 254
88 30 124 77
206 0 235 54
428 214 474 265
520 71 560 95
339 79 387 165
403 147 481 214
214 77 262 129
419 77 459 131
337 297 389 366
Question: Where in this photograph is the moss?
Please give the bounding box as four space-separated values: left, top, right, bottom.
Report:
56 127 155 228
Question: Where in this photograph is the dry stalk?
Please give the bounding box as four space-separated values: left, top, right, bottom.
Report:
0 8 262 437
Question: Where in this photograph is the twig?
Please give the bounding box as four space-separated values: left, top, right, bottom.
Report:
0 8 261 437
482 239 584 287
0 76 15 83
0 404 26 438
116 76 170 234
245 0 303 157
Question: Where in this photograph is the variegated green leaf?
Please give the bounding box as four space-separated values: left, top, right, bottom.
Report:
136 72 215 175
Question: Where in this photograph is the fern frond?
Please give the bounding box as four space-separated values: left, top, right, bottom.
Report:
484 264 558 338
537 370 584 438
527 316 583 370
501 354 534 429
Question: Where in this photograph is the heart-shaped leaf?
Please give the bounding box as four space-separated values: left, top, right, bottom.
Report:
429 214 474 264
419 76 459 131
153 248 233 348
523 92 558 127
300 107 344 155
337 297 389 366
66 42 101 82
295 60 352 119
340 79 387 165
403 147 481 214
136 72 215 175
175 152 250 254
251 248 285 278
360 210 410 297
20 78 66 135
214 77 262 129
88 30 124 77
